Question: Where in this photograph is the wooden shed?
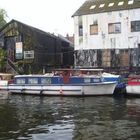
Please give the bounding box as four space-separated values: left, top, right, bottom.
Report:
0 19 74 74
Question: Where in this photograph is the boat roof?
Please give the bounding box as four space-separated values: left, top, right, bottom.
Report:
14 69 104 78
54 68 103 71
14 75 48 78
79 69 103 71
102 72 120 78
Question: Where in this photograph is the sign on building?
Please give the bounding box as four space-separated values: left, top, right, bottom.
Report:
24 50 34 59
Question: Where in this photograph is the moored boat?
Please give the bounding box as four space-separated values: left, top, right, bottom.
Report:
126 75 140 96
2 69 117 96
0 73 14 99
0 73 14 85
78 69 126 94
102 72 126 94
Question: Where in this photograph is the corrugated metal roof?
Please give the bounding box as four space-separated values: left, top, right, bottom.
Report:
72 0 140 17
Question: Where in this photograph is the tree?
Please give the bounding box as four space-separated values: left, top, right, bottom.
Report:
0 48 7 72
0 8 7 72
0 8 7 29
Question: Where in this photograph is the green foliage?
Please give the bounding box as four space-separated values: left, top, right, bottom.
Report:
0 49 7 72
0 8 7 72
0 8 7 29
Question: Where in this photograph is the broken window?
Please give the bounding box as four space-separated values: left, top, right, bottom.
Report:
90 24 98 35
108 23 121 34
90 20 98 35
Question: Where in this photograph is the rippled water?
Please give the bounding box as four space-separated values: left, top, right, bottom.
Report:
0 94 140 140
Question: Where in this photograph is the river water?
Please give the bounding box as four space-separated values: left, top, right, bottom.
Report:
0 95 140 140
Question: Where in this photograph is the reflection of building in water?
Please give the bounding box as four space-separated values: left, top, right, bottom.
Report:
72 0 140 71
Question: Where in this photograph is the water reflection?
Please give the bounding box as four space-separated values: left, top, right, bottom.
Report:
0 95 140 139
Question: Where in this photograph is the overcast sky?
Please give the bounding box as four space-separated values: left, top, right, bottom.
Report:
0 0 85 36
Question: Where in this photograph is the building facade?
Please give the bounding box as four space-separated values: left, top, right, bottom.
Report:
0 20 74 74
72 0 140 71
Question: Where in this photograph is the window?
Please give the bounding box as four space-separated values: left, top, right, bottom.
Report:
90 24 98 35
108 23 121 34
128 0 134 5
16 78 25 84
118 1 124 6
131 21 140 32
84 78 91 83
15 42 23 60
93 78 101 83
108 3 114 7
41 78 51 84
90 20 98 35
79 25 83 36
90 5 96 10
28 78 38 84
24 50 34 59
99 4 105 8
15 35 21 42
78 16 83 36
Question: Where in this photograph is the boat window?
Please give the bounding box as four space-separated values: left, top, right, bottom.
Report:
93 78 101 83
16 78 26 84
28 78 38 84
41 78 51 84
84 78 91 83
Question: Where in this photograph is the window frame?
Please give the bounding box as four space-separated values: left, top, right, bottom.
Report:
16 78 26 84
41 77 51 84
79 25 83 36
90 24 98 35
131 20 140 32
108 22 121 34
28 78 38 84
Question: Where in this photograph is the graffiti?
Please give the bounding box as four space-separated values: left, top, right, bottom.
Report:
75 48 140 68
75 49 97 67
129 48 138 67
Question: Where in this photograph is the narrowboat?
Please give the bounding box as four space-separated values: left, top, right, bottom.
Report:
3 69 117 96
